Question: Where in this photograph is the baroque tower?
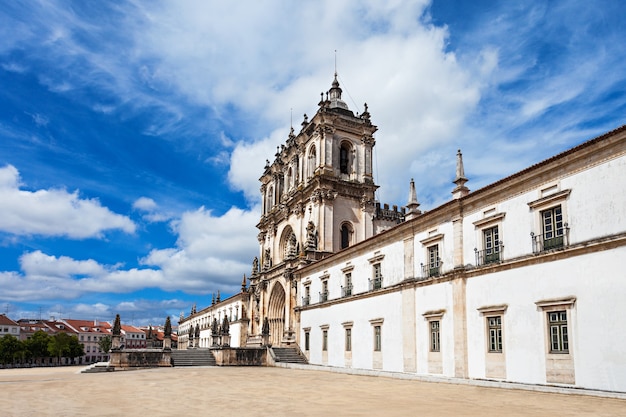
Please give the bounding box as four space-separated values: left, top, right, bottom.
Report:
248 74 391 346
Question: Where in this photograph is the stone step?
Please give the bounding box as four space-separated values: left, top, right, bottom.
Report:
271 347 308 364
171 349 216 367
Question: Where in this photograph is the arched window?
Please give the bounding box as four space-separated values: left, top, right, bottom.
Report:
308 145 316 178
340 222 354 249
340 142 351 175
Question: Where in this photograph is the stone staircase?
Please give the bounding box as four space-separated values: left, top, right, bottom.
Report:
171 349 216 367
271 347 308 364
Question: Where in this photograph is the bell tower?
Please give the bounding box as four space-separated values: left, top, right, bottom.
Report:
257 73 379 265
247 74 380 345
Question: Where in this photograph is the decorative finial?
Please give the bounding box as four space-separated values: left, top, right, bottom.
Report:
452 149 470 199
455 149 466 181
405 178 421 219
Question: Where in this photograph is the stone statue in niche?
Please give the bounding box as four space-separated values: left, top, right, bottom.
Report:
263 248 272 270
252 256 259 275
306 221 318 250
287 233 298 258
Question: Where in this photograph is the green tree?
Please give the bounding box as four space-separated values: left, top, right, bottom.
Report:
0 334 22 365
48 332 73 363
98 335 112 353
67 336 84 362
25 330 51 363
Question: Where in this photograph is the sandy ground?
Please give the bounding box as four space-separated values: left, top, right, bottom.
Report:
1 365 625 416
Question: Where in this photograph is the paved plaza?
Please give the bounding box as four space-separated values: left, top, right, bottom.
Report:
1 365 625 416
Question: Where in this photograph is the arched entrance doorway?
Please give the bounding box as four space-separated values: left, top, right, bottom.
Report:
267 282 286 346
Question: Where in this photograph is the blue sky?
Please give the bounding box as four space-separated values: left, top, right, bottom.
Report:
1 0 624 326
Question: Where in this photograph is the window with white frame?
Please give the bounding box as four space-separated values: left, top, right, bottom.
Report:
428 245 440 277
343 272 353 297
430 320 440 352
483 226 500 263
373 325 382 351
304 328 310 351
487 316 503 353
320 280 329 302
528 188 570 253
371 263 382 290
535 297 575 356
542 206 564 250
548 311 569 353
345 328 352 352
370 318 384 352
303 284 310 306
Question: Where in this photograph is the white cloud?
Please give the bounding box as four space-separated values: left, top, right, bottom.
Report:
0 202 259 302
141 205 260 291
0 165 136 238
20 251 107 277
132 196 171 223
133 196 157 211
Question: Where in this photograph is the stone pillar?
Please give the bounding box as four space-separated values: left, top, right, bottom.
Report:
402 287 417 372
452 277 468 378
111 334 121 350
453 216 464 268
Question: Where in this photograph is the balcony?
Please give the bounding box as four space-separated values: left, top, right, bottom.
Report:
475 243 503 266
302 296 310 306
421 262 441 278
341 285 353 297
531 225 569 253
319 291 328 303
369 277 382 291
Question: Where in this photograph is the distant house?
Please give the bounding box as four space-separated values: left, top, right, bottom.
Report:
0 314 20 338
120 325 146 349
62 319 112 364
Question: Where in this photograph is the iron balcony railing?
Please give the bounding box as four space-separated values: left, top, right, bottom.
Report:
302 295 310 306
369 277 382 291
475 243 503 266
319 291 329 303
531 224 569 253
421 261 441 278
341 285 353 297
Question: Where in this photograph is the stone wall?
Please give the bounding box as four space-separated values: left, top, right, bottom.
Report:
109 349 171 368
212 347 267 366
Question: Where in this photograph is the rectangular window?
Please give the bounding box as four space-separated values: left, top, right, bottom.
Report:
428 245 440 277
371 264 382 290
487 316 502 353
373 326 382 351
542 205 564 250
322 330 328 351
320 280 328 302
483 226 500 263
343 273 353 297
303 285 310 306
430 320 440 352
345 328 352 352
548 311 569 353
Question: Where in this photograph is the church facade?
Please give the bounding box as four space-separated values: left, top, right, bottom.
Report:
178 75 626 393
